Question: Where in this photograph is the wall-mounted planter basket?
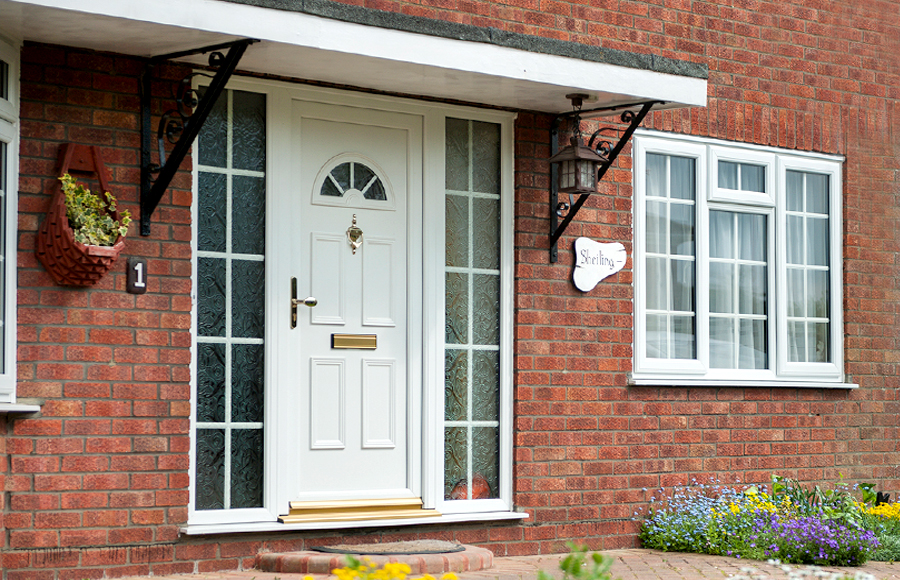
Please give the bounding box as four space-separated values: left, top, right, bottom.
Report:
35 144 125 286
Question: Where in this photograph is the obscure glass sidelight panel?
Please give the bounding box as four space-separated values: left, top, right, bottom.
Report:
232 175 266 255
230 429 264 508
444 118 502 502
194 89 267 512
231 344 264 423
198 172 227 253
444 349 468 421
197 257 226 337
231 259 265 338
198 88 227 168
786 170 831 363
195 429 226 510
196 343 226 423
232 90 266 172
644 153 697 360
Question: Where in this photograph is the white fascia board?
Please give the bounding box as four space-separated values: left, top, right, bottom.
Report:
0 0 707 113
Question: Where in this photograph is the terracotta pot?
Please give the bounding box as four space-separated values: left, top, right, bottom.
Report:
34 143 125 287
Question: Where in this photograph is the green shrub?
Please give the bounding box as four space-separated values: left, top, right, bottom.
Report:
60 174 131 246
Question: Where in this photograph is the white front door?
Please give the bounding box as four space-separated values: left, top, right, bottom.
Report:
288 100 423 502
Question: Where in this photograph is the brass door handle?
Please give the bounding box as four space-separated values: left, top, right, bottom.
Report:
291 277 317 329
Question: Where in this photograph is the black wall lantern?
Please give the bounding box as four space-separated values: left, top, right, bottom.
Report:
548 94 606 196
548 94 664 262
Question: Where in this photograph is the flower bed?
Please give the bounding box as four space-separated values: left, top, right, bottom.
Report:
635 475 899 566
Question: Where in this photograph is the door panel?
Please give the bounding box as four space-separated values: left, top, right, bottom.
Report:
289 100 420 502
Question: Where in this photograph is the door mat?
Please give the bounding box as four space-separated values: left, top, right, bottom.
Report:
312 540 466 555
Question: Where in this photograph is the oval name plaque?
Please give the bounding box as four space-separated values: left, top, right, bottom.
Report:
572 237 627 292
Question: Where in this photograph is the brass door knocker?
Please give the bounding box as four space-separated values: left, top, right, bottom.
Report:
347 214 363 254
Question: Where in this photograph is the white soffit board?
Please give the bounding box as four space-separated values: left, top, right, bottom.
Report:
0 0 708 113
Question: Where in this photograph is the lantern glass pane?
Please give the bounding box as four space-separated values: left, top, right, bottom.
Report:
578 159 595 191
559 159 575 189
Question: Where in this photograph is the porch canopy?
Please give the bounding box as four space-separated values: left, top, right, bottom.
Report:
0 0 707 115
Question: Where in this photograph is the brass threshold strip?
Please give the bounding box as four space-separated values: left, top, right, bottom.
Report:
279 497 441 524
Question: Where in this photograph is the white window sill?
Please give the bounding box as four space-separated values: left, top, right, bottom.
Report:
0 402 42 414
181 510 528 536
629 375 857 389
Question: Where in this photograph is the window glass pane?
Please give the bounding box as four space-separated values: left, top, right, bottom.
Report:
811 322 830 363
645 257 667 311
671 316 696 359
709 262 734 314
718 160 738 189
806 173 829 214
739 319 767 369
786 268 803 317
646 314 666 358
741 163 765 192
670 157 695 200
786 215 803 265
671 259 694 312
670 203 694 256
646 200 666 254
808 270 829 318
709 211 733 259
739 265 766 315
786 170 803 211
646 154 666 198
806 217 829 266
710 318 735 368
738 213 765 262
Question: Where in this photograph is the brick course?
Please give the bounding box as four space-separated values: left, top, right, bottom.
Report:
2 0 900 576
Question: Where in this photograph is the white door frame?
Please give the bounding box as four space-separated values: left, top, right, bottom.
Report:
189 76 516 527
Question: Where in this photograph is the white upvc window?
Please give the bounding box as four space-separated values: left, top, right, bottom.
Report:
632 131 849 388
0 35 19 406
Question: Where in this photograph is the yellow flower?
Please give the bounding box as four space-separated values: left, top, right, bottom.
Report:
441 573 459 580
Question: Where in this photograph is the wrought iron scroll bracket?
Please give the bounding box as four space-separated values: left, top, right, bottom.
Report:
140 38 257 236
548 100 661 263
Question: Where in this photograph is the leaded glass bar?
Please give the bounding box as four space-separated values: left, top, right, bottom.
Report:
644 153 697 360
195 89 267 511
786 170 831 363
444 118 500 500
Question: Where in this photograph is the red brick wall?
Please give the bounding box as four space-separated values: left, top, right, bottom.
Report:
2 44 196 578
2 0 900 575
511 0 900 550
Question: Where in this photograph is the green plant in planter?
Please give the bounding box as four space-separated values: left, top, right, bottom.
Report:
59 173 131 246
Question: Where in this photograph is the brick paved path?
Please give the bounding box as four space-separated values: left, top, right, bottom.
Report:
118 549 900 580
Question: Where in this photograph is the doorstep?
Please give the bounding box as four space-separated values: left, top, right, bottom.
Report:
255 545 493 574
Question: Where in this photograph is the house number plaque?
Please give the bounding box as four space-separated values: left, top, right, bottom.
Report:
126 257 148 294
